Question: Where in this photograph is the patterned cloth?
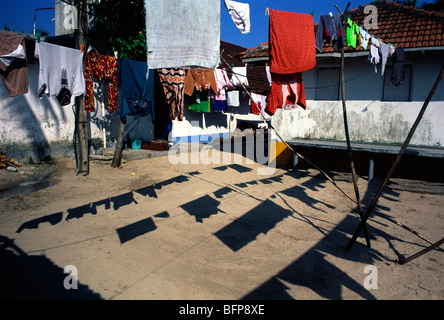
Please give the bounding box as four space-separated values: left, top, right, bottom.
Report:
157 68 186 121
84 52 118 112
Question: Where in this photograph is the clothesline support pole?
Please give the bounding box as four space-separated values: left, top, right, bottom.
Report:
335 3 371 247
220 54 443 251
346 63 444 252
75 0 89 176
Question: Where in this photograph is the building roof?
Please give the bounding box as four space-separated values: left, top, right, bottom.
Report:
242 0 444 60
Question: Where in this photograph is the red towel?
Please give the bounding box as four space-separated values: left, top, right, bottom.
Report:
269 9 316 74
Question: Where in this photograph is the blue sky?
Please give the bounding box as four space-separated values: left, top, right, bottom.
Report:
1 0 430 49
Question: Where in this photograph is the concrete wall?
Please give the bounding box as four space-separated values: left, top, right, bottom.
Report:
272 50 444 147
0 62 154 162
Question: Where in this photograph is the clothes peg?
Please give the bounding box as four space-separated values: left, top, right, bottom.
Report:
265 8 269 16
36 32 41 43
310 10 314 17
329 12 333 17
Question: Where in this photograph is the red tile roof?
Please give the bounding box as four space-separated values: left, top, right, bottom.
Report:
242 0 444 59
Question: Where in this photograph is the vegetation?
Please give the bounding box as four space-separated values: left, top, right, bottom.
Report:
88 0 147 61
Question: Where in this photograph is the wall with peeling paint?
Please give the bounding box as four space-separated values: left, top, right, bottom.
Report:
0 63 154 162
271 50 444 147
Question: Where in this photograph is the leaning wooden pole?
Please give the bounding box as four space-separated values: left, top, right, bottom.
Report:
336 4 370 247
398 237 444 265
346 63 444 251
221 54 443 250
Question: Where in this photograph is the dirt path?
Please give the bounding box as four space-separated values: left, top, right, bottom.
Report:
0 153 443 300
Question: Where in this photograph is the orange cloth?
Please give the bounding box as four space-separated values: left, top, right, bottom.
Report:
269 9 316 74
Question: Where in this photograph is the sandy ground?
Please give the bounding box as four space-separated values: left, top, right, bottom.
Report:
0 148 443 301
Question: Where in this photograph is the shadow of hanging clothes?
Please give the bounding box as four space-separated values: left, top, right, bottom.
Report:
118 59 155 124
110 191 137 211
154 175 189 190
133 185 158 198
16 211 63 233
180 195 225 223
213 199 292 252
66 203 98 220
116 217 157 244
240 214 378 300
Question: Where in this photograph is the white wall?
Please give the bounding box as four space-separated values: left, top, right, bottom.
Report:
271 50 444 147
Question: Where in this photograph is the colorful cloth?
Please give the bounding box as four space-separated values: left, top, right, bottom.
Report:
0 31 28 97
346 17 360 48
84 52 118 112
315 14 344 53
269 9 316 74
265 73 307 116
118 59 155 124
158 68 186 121
210 68 233 101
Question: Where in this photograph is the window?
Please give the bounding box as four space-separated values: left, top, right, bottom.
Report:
382 65 412 101
316 67 340 100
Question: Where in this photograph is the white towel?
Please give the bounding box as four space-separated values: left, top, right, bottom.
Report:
224 0 250 34
144 0 220 69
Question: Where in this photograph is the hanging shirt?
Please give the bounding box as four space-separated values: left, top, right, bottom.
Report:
391 48 406 87
269 9 316 74
224 0 250 34
35 42 85 105
84 52 118 112
359 26 371 50
315 14 344 53
230 67 249 86
118 59 155 124
368 37 380 73
210 69 233 101
346 17 360 49
379 42 390 76
158 68 186 121
0 31 28 97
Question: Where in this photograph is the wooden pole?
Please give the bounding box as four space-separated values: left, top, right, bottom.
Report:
221 54 443 252
336 4 370 247
346 64 444 251
398 237 444 265
75 0 89 175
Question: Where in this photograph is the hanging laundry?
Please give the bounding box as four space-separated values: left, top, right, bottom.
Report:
250 93 262 115
118 59 155 124
391 48 406 87
210 69 233 112
359 26 371 50
346 17 360 49
265 73 307 116
379 41 390 76
368 36 380 73
35 42 85 105
184 69 217 113
227 90 240 107
84 52 118 112
224 0 250 34
315 14 344 53
144 0 220 69
157 68 186 121
0 31 28 97
269 9 316 74
230 66 249 86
